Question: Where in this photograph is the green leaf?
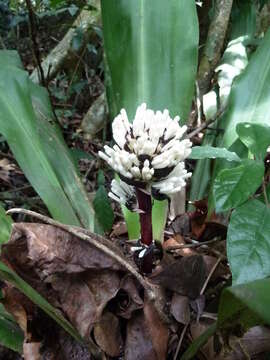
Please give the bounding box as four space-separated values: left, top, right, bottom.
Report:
230 1 256 42
93 186 114 232
0 50 95 230
70 148 94 163
0 205 12 246
218 279 270 331
236 122 270 159
189 146 241 162
101 0 199 239
217 28 270 151
101 0 199 122
0 307 24 353
213 160 264 212
181 323 217 360
227 199 270 285
0 261 84 346
152 200 168 242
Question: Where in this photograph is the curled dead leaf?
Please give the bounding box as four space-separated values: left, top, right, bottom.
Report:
170 294 190 325
93 311 123 357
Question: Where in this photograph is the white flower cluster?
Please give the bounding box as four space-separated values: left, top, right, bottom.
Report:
108 179 137 211
99 103 192 201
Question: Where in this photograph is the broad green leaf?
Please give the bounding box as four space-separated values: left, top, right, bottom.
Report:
218 279 270 330
230 0 256 42
0 261 84 346
236 122 270 159
101 0 199 239
213 160 264 212
0 305 24 353
93 186 114 232
101 0 198 122
0 50 95 230
227 199 270 285
181 323 217 360
0 205 12 246
217 28 270 151
189 146 241 162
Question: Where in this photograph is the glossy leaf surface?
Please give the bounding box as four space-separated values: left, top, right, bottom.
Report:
227 199 270 285
213 160 264 212
218 278 270 329
101 0 199 122
236 122 270 159
101 0 199 239
189 146 240 162
93 171 114 232
217 29 270 151
0 50 95 229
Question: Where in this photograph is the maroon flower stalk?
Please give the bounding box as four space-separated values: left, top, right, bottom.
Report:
136 188 153 274
99 103 193 275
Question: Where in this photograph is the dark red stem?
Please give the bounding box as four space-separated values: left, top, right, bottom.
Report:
136 188 153 273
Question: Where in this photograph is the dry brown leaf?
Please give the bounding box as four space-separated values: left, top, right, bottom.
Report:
51 271 120 337
111 221 127 237
23 342 41 360
190 319 215 359
163 235 195 257
144 299 169 360
203 255 228 281
1 286 28 336
217 326 270 360
1 223 125 338
93 311 123 357
150 255 207 299
125 312 157 360
170 213 191 236
2 223 123 276
170 294 190 325
116 275 144 319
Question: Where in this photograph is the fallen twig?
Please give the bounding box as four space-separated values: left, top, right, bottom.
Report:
165 238 221 251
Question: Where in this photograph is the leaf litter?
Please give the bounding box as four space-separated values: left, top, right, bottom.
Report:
1 202 268 359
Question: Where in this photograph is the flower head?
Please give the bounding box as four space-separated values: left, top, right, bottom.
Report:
108 179 137 211
99 103 192 196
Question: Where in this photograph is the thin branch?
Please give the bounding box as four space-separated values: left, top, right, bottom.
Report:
165 238 221 251
200 257 222 296
263 179 269 208
186 107 226 139
6 208 156 301
197 0 233 96
25 0 46 86
173 324 189 360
